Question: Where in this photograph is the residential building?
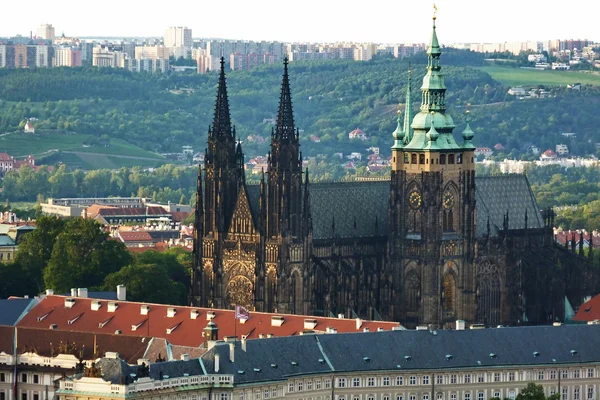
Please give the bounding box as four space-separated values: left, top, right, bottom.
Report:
92 45 126 68
164 27 192 48
36 24 55 42
134 45 169 60
474 147 493 157
53 47 82 66
56 325 600 400
349 128 368 140
556 144 569 156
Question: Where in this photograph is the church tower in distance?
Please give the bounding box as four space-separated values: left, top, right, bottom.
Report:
389 13 477 327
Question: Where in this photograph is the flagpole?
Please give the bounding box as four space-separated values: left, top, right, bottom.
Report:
234 304 237 346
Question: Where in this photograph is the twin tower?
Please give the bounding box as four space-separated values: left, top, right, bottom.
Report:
191 16 557 328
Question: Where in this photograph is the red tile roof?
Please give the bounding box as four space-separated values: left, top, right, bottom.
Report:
18 295 401 348
573 294 600 322
119 231 153 242
98 206 169 217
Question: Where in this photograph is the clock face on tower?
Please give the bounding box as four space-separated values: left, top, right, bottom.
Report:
408 190 422 210
443 191 455 209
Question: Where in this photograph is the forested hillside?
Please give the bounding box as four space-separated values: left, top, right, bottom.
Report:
2 55 597 160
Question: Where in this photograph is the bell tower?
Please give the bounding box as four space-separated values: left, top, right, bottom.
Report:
390 10 477 327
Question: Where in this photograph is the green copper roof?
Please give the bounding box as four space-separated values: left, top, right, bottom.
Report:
462 110 476 149
391 110 404 149
428 18 441 56
403 69 414 144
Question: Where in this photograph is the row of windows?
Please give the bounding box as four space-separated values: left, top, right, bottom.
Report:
289 379 332 393
402 153 472 166
331 369 596 389
0 373 40 384
330 387 596 400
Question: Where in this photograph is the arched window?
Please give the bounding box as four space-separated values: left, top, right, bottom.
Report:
404 153 409 163
419 154 425 164
477 260 501 325
291 270 303 314
440 154 446 164
448 154 455 164
457 154 463 164
411 153 417 164
442 273 456 312
405 272 420 312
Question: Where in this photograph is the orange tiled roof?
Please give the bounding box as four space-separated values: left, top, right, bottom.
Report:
17 295 401 348
574 294 600 322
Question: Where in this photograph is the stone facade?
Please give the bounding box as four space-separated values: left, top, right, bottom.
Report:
191 18 589 328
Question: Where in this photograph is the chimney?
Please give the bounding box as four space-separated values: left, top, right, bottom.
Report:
337 313 344 319
167 307 177 318
355 318 362 330
206 311 216 320
141 305 150 315
326 327 338 334
70 288 77 297
241 337 247 352
271 316 284 327
229 343 235 363
107 302 118 312
45 289 54 296
91 300 101 311
180 354 190 361
191 309 200 319
214 354 220 373
117 285 126 301
77 288 88 298
456 320 466 331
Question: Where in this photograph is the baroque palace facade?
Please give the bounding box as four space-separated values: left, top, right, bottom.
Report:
56 325 600 400
191 15 589 327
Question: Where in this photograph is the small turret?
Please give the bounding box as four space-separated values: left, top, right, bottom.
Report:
391 108 405 149
425 112 439 144
462 106 476 149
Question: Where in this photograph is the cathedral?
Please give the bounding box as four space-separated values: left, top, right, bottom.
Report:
191 15 590 328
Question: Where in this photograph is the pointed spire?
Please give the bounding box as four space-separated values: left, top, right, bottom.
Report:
211 57 232 138
275 57 295 141
403 67 413 143
429 5 441 56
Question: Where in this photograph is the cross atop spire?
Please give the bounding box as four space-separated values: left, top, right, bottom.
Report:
274 57 296 141
211 57 233 138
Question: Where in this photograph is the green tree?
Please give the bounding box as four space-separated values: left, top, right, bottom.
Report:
103 263 186 305
14 216 67 294
516 383 560 400
43 218 131 292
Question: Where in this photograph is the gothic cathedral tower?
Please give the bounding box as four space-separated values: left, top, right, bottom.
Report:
390 15 477 327
192 57 245 308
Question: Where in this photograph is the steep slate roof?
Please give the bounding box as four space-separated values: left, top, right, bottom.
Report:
0 298 37 326
243 175 542 241
475 175 545 237
202 324 600 385
310 180 389 240
17 295 400 347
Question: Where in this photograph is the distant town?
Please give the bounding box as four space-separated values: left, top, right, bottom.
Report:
0 24 598 72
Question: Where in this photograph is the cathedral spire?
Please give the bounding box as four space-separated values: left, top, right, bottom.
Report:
275 57 296 141
462 105 476 149
212 57 233 138
420 9 446 114
403 67 413 143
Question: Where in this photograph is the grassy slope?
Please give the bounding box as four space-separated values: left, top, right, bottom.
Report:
478 66 600 87
0 131 163 158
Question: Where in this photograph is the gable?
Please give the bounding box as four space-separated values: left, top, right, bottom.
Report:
228 185 258 236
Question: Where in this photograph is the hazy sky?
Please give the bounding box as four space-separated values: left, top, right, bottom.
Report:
1 0 596 44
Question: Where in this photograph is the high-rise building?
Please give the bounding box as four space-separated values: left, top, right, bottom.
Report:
37 24 55 42
191 15 590 328
164 27 192 48
54 47 82 66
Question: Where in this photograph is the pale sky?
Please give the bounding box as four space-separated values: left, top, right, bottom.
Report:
1 0 597 44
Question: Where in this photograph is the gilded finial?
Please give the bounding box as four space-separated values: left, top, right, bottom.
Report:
433 3 438 21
